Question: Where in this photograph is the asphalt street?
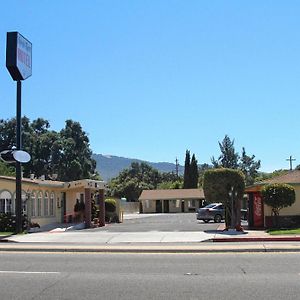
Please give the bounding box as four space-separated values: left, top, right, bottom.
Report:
0 252 300 300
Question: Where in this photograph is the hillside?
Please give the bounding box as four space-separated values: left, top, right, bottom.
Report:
92 154 184 181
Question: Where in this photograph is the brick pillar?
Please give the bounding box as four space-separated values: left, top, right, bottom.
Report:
84 188 91 228
98 189 105 227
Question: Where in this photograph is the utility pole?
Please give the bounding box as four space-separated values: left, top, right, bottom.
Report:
286 155 296 171
175 157 179 178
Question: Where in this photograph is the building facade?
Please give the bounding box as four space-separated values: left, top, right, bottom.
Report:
139 189 205 213
246 170 300 228
0 175 105 228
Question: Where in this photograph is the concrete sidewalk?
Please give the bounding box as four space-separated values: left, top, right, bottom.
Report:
1 226 300 253
1 230 218 244
211 224 300 242
1 214 300 253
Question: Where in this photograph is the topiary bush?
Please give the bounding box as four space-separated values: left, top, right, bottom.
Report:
105 198 116 213
262 183 295 227
203 168 245 229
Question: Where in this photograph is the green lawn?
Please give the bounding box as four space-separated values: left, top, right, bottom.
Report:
0 232 13 236
268 228 300 235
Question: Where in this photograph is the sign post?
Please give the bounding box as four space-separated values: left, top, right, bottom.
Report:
6 32 32 233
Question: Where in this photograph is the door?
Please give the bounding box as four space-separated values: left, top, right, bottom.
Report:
253 193 264 227
156 200 162 213
181 200 185 212
248 192 264 228
61 192 66 223
163 200 169 213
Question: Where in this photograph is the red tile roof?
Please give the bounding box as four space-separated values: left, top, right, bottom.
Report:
256 170 300 185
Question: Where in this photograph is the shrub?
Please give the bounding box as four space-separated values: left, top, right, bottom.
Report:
0 213 27 232
262 183 295 217
74 199 80 212
105 198 116 213
105 212 119 223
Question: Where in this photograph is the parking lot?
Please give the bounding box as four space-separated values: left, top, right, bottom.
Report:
94 213 222 232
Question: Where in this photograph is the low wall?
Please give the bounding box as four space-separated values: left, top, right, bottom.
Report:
120 202 139 213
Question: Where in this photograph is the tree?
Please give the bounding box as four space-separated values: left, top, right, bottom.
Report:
183 150 191 188
190 154 199 188
24 127 61 179
0 117 97 182
183 150 199 189
203 168 245 229
58 120 97 181
0 161 15 177
198 163 213 187
212 135 239 169
262 183 295 227
158 180 183 189
109 162 161 201
240 147 261 185
212 135 261 185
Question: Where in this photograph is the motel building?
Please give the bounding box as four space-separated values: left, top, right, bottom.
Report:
139 189 205 213
0 175 106 229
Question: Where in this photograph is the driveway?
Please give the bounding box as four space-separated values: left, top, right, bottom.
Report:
3 213 250 244
94 213 222 232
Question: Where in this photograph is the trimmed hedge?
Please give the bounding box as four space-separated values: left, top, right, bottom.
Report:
105 199 118 223
105 198 116 213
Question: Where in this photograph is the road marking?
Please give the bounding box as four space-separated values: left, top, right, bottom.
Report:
0 271 60 274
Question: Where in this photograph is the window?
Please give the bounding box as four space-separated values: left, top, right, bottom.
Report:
50 192 55 216
6 198 12 213
31 192 36 217
0 191 12 213
44 192 49 216
176 200 180 208
145 200 150 209
37 192 42 217
0 199 5 213
22 191 27 214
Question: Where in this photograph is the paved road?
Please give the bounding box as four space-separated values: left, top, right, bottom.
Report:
97 212 222 232
0 252 299 299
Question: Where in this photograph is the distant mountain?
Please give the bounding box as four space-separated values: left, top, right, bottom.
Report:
92 154 184 181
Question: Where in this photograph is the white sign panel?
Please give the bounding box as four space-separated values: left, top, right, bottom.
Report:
16 33 32 80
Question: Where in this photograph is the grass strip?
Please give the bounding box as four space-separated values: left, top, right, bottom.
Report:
268 228 300 235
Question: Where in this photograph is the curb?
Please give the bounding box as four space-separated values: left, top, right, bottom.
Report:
212 237 300 242
1 244 300 253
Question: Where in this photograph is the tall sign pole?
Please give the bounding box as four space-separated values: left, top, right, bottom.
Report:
15 80 22 233
6 32 32 233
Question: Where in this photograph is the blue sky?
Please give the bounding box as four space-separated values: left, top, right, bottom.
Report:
1 1 300 172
